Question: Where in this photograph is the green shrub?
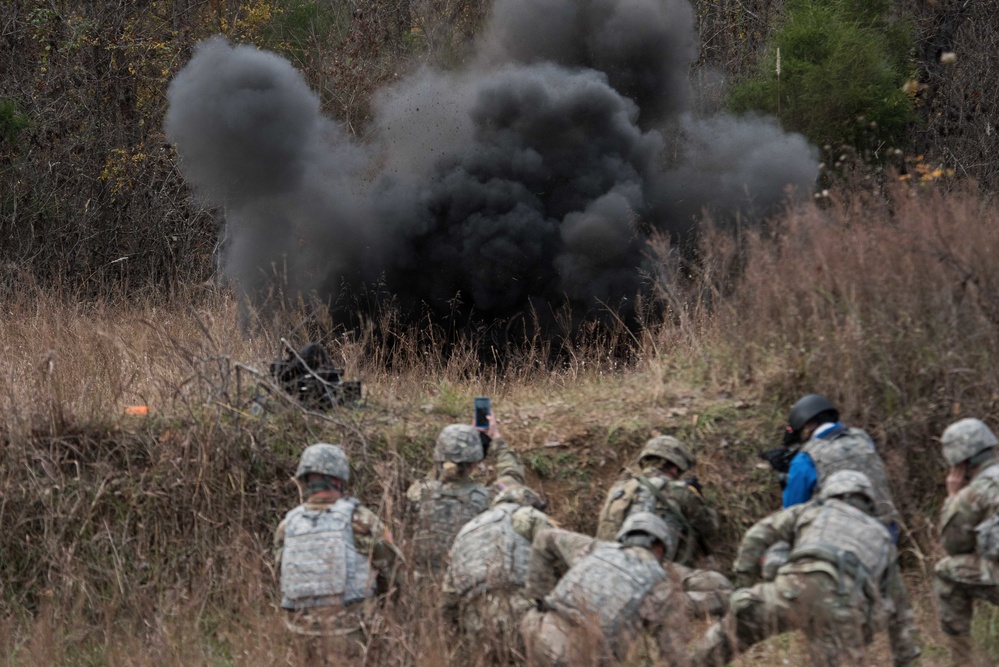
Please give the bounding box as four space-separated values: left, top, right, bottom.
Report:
729 0 915 156
0 98 28 145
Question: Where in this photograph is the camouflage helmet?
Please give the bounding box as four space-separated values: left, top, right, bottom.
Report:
819 470 875 504
941 418 998 467
434 424 485 463
616 511 677 557
296 443 350 482
638 436 694 473
788 394 839 431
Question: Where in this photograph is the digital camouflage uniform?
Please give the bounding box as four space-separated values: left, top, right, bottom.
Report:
596 436 720 565
520 525 730 667
274 443 403 663
691 474 895 667
441 500 554 659
934 418 999 664
794 426 919 666
406 426 531 573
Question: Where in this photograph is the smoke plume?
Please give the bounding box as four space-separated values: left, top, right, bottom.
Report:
165 0 819 337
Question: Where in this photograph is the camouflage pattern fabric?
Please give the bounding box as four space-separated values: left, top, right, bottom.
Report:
935 459 999 636
690 571 874 667
799 428 920 665
405 436 529 572
704 500 899 667
521 528 701 666
595 464 720 564
274 497 402 637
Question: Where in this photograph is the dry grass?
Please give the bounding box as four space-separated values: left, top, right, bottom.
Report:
3 181 999 664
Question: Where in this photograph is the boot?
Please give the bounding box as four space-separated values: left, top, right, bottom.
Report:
945 634 972 667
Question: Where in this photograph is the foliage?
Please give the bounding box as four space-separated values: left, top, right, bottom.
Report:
728 0 916 157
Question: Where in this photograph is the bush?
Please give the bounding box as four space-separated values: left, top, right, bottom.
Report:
729 0 915 157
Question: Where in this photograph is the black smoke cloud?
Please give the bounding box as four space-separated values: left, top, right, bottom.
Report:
165 0 818 335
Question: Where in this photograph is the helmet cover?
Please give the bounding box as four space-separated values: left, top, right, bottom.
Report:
638 436 694 473
941 418 998 467
296 443 350 482
434 424 485 463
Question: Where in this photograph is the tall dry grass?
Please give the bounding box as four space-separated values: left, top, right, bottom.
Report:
3 180 999 664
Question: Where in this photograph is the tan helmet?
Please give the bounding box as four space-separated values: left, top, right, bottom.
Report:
941 418 998 467
638 435 694 473
819 470 875 504
434 424 485 463
296 443 350 482
616 511 677 558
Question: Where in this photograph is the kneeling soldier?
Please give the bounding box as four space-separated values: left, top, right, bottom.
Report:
274 443 402 662
691 470 895 667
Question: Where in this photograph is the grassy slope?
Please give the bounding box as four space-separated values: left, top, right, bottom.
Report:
3 182 999 663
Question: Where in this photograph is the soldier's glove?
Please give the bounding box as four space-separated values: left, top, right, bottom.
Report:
684 476 703 495
782 426 800 447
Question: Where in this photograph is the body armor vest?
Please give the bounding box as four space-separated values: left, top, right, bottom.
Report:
790 499 891 586
628 475 683 561
546 544 665 657
280 497 376 610
446 503 531 597
802 427 898 525
973 465 999 560
414 481 491 568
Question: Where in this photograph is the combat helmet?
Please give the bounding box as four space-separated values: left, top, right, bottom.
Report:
819 470 875 504
788 394 839 432
616 511 677 558
638 436 694 473
941 418 998 467
434 424 485 463
296 442 350 482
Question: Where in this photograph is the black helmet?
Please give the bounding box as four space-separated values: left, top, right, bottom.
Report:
788 394 839 432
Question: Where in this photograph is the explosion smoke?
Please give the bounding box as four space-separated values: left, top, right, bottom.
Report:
165 0 819 339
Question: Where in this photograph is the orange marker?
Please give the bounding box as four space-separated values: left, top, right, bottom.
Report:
125 405 149 416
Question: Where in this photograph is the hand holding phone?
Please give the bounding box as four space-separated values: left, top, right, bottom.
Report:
474 397 491 430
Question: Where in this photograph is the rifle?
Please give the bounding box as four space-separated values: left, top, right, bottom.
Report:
759 445 800 490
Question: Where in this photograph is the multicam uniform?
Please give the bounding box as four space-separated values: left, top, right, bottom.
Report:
935 459 999 637
596 465 719 564
691 498 894 667
274 497 402 644
441 501 554 654
406 435 529 572
520 528 724 667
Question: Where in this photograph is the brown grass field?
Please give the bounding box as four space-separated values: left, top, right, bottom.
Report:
3 181 999 664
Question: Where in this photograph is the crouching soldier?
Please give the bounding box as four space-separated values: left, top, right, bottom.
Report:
935 418 999 666
274 443 402 664
596 435 720 567
442 485 554 662
690 470 895 667
520 513 729 667
407 414 530 573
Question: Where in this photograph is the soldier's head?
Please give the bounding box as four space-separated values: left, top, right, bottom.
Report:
786 394 840 445
296 442 350 500
941 418 998 469
637 436 693 477
616 512 677 562
434 424 485 479
819 470 876 514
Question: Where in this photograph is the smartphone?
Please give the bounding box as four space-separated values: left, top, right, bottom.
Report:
474 397 491 430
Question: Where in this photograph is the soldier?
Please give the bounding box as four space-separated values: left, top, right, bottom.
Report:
441 485 555 660
406 413 533 573
520 513 730 667
274 442 402 663
779 393 920 666
934 418 999 665
596 435 719 565
690 471 896 667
